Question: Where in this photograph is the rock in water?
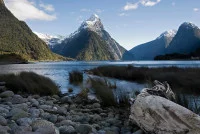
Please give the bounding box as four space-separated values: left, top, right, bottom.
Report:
129 80 200 134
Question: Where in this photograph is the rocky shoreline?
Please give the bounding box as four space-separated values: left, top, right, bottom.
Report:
0 90 137 134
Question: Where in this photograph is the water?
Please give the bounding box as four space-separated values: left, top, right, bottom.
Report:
1 61 200 93
1 60 200 112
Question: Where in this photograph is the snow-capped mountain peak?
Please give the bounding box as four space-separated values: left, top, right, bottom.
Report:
79 14 104 32
181 22 198 29
157 30 177 39
34 32 56 40
34 32 66 48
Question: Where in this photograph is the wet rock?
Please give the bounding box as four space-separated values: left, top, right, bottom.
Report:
52 95 60 100
92 103 101 108
31 119 55 131
30 99 39 107
130 80 200 134
57 116 65 122
132 129 144 134
57 120 76 127
91 114 101 123
16 117 32 127
0 125 11 134
40 112 50 120
0 115 7 126
76 124 93 134
59 125 76 134
11 95 26 104
0 91 14 98
35 126 59 134
12 103 28 111
11 125 32 134
8 108 29 121
60 96 73 104
39 105 52 110
0 107 9 117
29 108 40 118
48 114 57 123
45 101 54 106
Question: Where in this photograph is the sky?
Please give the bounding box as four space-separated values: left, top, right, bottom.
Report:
4 0 200 50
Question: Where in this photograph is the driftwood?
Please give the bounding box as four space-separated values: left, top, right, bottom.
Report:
130 80 200 134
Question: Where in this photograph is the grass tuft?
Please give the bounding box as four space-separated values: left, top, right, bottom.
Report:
69 70 83 84
89 65 200 94
0 72 60 96
89 78 117 107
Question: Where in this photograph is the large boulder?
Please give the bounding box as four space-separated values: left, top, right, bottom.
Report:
129 80 200 134
31 119 57 131
76 124 93 134
8 108 29 121
0 91 14 98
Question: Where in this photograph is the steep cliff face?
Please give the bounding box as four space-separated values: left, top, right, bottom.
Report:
0 0 61 61
130 30 177 60
166 22 200 54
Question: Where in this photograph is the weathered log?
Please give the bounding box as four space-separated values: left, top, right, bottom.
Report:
130 80 200 134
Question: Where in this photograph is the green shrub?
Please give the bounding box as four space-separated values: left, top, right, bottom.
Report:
69 71 83 84
78 88 89 99
117 90 130 107
90 78 117 107
68 88 73 93
0 72 60 95
89 65 200 95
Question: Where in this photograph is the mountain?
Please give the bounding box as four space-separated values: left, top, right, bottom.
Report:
129 30 177 60
130 22 200 60
34 32 66 49
0 0 62 62
52 14 133 61
166 22 200 54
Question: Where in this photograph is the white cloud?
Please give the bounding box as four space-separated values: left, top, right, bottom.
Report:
5 0 56 21
194 8 199 12
124 2 139 10
140 0 161 7
119 13 129 16
39 3 55 12
124 0 161 11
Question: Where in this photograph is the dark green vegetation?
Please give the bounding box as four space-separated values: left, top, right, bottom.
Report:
53 30 119 60
90 78 116 107
0 72 60 95
155 47 200 60
0 52 28 64
69 71 83 84
89 78 130 107
0 1 64 62
89 65 200 94
176 94 200 114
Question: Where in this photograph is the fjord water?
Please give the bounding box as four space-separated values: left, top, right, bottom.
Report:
1 61 200 94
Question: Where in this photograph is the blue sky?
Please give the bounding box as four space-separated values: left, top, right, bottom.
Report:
4 0 200 50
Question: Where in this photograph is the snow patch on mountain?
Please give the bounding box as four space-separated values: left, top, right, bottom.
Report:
34 32 66 47
157 30 177 39
79 14 104 33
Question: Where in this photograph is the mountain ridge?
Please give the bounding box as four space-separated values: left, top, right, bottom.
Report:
51 14 133 61
130 22 200 60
